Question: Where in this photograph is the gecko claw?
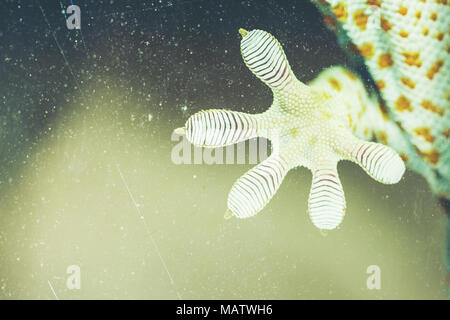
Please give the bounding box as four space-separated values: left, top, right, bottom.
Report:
173 127 186 135
224 209 234 220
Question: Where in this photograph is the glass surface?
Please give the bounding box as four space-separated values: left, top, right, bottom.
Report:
0 0 446 299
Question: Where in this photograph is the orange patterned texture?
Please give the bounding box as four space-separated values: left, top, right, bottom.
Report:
312 0 450 208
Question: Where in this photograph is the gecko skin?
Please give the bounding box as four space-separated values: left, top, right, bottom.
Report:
175 29 405 230
311 0 450 287
311 0 450 208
